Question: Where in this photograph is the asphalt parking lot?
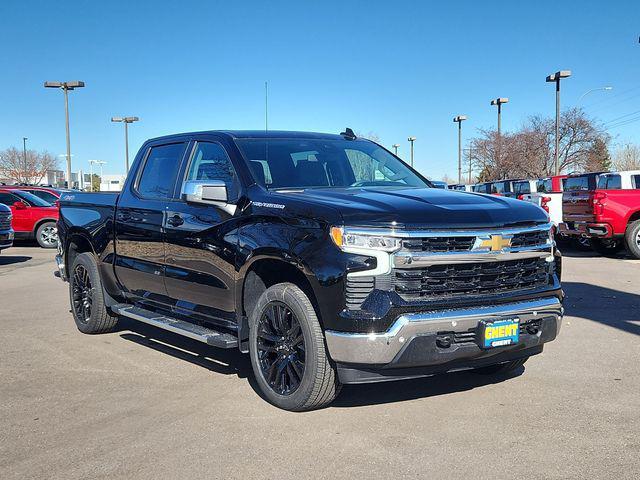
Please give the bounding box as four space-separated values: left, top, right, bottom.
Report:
1 243 639 480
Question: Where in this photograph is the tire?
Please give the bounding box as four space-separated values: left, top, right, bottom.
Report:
69 252 118 334
590 238 624 257
624 220 640 259
36 221 58 248
473 357 529 375
248 283 341 411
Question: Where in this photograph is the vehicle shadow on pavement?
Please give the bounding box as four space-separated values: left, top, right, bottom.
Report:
562 281 640 337
334 368 525 408
0 255 32 266
117 318 253 379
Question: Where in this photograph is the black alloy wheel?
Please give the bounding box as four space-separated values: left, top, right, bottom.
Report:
71 264 93 324
256 301 306 395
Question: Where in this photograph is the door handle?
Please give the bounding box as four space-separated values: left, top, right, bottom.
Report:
167 215 184 227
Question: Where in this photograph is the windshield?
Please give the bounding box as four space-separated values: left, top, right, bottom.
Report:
235 138 430 189
12 189 54 207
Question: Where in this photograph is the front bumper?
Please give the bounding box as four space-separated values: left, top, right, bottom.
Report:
559 221 612 238
0 230 14 250
325 297 563 367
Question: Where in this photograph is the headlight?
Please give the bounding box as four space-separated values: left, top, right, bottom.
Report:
330 226 401 252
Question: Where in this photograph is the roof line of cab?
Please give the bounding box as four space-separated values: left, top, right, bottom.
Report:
144 130 351 144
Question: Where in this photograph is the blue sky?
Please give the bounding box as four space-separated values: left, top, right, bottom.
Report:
1 0 639 179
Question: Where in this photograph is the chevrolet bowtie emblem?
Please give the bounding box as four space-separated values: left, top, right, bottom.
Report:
480 235 512 251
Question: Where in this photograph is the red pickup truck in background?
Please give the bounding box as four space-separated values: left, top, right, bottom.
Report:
559 170 640 258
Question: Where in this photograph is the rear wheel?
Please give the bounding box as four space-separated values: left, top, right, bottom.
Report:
473 357 529 375
624 220 640 259
590 238 624 257
69 252 118 334
248 283 340 411
36 221 58 248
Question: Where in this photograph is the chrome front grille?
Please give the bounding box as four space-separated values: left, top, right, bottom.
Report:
0 212 11 230
343 224 554 310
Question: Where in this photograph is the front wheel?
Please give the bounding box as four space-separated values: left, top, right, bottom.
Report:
248 283 341 411
36 221 58 248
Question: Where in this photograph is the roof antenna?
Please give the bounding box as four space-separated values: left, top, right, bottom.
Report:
340 127 356 139
265 81 268 132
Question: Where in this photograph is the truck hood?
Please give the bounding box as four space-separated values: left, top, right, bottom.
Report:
280 186 549 229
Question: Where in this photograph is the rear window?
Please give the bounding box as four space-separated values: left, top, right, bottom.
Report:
512 181 531 195
633 175 640 189
473 183 490 193
536 178 552 193
491 182 510 194
597 174 621 190
564 175 597 191
25 189 58 203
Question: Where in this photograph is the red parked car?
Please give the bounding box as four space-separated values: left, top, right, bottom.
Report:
0 188 59 248
559 171 640 257
6 185 70 205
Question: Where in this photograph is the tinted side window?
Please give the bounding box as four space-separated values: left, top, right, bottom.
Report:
607 175 621 189
0 192 21 205
27 190 57 203
633 175 640 189
137 143 186 199
186 142 239 200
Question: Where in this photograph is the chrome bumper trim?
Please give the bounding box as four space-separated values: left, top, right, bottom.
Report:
325 297 563 365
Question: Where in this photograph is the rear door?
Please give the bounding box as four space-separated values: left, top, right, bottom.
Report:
163 136 242 328
114 141 188 305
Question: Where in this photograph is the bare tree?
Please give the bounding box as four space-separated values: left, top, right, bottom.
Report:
0 147 59 184
612 143 640 171
469 108 610 180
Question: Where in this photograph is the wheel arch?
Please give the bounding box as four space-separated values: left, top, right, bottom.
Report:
33 217 58 235
240 256 319 320
626 210 640 225
65 230 98 275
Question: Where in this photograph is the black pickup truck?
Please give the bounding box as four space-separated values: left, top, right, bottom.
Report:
55 129 563 411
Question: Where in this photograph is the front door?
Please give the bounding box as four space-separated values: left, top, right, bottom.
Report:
114 141 188 305
163 139 241 328
0 191 31 233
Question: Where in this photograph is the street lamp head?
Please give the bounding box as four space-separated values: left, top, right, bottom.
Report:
124 116 139 122
453 115 468 122
604 86 613 91
111 117 124 122
392 143 400 148
44 80 85 90
408 136 416 142
546 70 571 82
491 98 509 106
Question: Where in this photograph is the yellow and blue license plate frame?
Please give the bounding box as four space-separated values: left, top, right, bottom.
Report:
478 318 520 349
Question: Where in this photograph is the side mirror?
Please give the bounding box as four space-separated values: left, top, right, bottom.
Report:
181 180 235 212
13 201 27 210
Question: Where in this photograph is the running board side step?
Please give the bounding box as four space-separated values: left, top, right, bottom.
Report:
111 304 238 348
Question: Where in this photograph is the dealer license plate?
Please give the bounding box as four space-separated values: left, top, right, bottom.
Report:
479 318 520 348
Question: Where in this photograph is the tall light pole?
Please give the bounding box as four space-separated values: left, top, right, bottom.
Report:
490 97 508 137
111 116 139 172
22 137 28 181
546 70 571 175
578 86 612 104
490 98 508 165
392 144 400 156
44 81 85 187
407 137 416 167
453 116 467 184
